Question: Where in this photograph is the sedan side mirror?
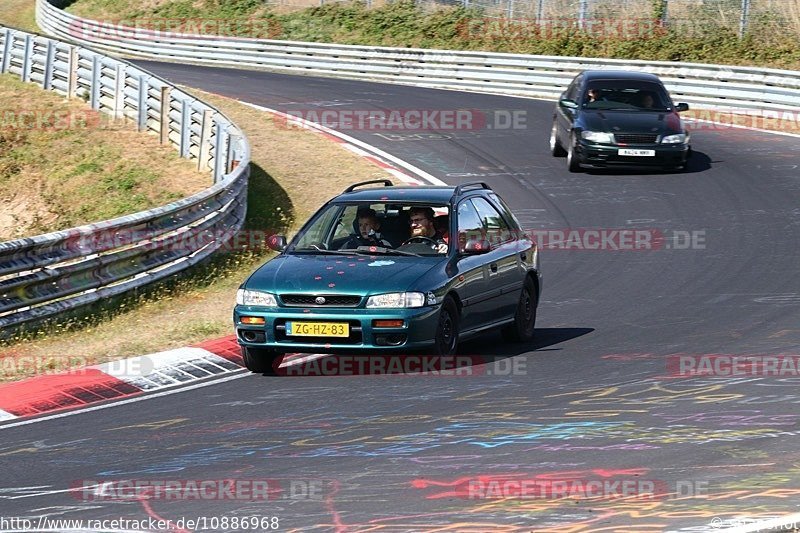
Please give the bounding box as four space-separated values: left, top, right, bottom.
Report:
559 99 579 110
675 103 689 112
267 234 287 252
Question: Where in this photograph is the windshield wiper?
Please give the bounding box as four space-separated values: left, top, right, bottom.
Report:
291 247 360 255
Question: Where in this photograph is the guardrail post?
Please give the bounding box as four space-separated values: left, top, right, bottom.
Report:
180 99 191 158
68 47 78 98
1 29 12 74
578 0 588 30
213 119 226 182
160 86 171 145
22 34 33 82
137 74 148 131
198 110 213 172
43 40 55 90
90 55 100 110
739 0 751 37
114 63 125 119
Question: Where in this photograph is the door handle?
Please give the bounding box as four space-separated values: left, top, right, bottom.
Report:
519 252 527 261
490 263 498 273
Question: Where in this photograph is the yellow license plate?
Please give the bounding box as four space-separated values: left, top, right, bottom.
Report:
286 321 349 337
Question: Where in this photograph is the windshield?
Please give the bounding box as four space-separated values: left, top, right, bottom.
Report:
582 80 673 112
288 202 451 257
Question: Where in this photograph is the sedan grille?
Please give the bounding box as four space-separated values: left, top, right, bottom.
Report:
615 134 659 144
280 294 362 307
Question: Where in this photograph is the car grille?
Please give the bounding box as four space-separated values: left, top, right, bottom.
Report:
615 134 659 144
280 294 362 307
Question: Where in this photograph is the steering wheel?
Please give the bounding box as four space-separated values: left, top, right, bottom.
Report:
401 236 438 247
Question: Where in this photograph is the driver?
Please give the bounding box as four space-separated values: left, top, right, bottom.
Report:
408 207 448 253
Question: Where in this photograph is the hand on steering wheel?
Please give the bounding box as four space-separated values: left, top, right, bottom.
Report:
401 236 439 247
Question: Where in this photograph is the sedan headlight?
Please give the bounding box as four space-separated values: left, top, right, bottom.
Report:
366 292 426 308
581 131 614 144
661 133 689 144
236 289 278 307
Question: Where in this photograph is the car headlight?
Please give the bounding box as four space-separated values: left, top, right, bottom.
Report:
661 133 688 144
366 292 426 308
581 131 614 144
236 289 278 307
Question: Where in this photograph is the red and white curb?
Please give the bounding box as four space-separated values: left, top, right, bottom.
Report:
237 101 447 186
0 336 244 421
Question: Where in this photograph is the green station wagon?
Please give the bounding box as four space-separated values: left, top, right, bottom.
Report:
234 180 542 373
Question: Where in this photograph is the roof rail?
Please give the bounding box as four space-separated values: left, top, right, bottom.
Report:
343 179 394 193
453 181 492 197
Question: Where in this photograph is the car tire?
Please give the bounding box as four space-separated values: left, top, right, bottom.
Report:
434 297 460 356
550 122 566 157
242 346 282 374
566 133 582 173
502 276 538 343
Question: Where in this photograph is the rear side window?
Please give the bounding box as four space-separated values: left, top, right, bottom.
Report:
472 197 514 247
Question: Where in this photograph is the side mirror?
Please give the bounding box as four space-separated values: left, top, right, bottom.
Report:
460 239 492 255
267 234 287 252
675 103 689 112
559 99 579 110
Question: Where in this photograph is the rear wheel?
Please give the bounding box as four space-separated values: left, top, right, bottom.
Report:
567 133 582 172
434 297 460 355
242 346 282 374
550 121 566 157
502 276 538 343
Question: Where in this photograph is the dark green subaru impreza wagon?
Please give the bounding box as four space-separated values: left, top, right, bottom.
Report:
234 180 541 373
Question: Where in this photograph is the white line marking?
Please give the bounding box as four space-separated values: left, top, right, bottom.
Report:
0 409 17 421
239 100 447 186
0 371 249 430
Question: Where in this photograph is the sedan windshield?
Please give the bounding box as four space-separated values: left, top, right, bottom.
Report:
288 202 451 257
582 80 672 112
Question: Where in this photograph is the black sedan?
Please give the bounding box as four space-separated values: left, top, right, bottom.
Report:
550 70 691 172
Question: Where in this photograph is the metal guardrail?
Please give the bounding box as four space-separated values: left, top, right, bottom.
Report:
0 23 251 335
36 0 800 115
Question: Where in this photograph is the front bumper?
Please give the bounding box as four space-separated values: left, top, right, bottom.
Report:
577 140 689 168
234 304 441 352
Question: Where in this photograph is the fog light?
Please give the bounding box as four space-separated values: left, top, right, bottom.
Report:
241 316 265 325
373 319 404 328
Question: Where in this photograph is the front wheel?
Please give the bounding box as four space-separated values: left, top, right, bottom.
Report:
433 297 460 355
242 346 282 374
550 122 566 157
566 133 582 173
502 276 538 342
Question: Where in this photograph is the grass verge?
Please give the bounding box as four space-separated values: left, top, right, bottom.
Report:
0 0 37 32
0 73 209 240
0 87 390 382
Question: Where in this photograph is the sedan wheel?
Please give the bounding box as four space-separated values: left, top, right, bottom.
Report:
434 297 460 355
566 133 582 173
550 122 566 157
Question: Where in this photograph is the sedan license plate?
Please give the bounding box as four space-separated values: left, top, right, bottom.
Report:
619 148 655 157
286 321 349 337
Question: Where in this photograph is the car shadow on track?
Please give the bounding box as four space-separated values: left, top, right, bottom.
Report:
266 327 593 377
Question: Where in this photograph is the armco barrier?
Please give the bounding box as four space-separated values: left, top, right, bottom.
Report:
36 0 800 114
0 24 250 335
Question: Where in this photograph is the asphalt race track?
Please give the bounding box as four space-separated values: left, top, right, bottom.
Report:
2 61 800 532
